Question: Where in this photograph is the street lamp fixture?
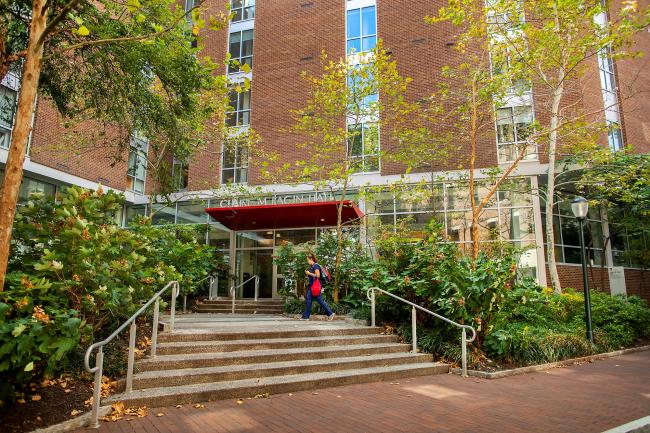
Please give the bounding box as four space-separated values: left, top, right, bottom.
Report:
571 196 594 344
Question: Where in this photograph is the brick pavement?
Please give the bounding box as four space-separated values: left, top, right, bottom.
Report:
76 350 650 433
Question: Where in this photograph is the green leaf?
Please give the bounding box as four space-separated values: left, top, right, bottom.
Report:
77 25 90 36
24 361 34 372
136 13 146 23
12 324 26 337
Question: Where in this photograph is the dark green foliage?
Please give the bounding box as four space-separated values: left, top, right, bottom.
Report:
0 187 216 403
484 287 650 365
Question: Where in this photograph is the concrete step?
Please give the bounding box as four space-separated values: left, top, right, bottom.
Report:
110 362 449 408
132 352 433 390
137 343 411 371
194 309 285 315
155 334 400 355
158 326 382 343
200 300 284 305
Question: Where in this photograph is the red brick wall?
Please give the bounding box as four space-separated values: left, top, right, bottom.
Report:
615 0 650 154
548 264 650 304
247 0 345 186
187 0 229 191
29 98 130 191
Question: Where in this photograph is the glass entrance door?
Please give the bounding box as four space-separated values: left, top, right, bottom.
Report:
235 249 274 298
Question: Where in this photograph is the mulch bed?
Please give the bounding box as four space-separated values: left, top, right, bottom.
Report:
0 376 94 433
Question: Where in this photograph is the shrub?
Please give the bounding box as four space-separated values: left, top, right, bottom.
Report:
0 186 216 403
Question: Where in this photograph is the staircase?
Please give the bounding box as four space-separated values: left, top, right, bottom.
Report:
195 298 284 314
108 317 449 408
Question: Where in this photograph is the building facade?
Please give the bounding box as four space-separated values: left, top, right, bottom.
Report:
1 0 649 300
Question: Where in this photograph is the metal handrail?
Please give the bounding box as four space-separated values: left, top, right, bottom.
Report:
229 275 260 313
367 287 476 377
84 280 179 428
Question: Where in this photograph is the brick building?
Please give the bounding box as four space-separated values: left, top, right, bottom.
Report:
1 0 648 300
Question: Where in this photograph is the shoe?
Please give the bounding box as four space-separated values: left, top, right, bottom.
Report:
300 317 310 321
327 314 336 321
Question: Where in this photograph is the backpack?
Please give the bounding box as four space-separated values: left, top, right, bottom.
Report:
318 264 332 286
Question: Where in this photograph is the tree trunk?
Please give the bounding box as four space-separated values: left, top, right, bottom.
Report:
332 178 349 304
545 83 564 293
469 75 479 263
545 1 566 294
0 0 47 291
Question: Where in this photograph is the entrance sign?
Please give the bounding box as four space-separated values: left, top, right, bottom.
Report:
608 267 627 296
217 191 338 208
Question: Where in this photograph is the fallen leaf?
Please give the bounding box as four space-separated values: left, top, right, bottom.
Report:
71 409 82 416
254 393 269 399
156 413 164 417
312 392 319 395
17 399 26 404
64 389 72 393
236 400 244 405
31 394 42 401
175 405 183 408
194 404 204 409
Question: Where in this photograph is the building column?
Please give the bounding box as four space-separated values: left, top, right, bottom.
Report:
530 175 548 287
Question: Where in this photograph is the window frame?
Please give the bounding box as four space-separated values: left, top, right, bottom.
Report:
346 4 377 55
348 122 380 174
127 135 149 195
231 0 255 23
228 29 254 73
494 104 537 163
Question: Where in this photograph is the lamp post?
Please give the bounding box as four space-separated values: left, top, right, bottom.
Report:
571 196 594 344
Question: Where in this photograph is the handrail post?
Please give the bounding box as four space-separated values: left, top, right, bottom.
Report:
231 287 235 314
254 276 259 302
461 328 468 377
411 306 417 353
170 282 177 332
209 275 215 300
151 298 160 358
370 289 376 327
90 348 104 429
126 322 136 393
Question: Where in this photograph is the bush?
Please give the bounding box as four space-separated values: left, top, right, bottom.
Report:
483 287 650 365
0 186 216 403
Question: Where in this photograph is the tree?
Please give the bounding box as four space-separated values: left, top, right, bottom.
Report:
0 0 232 290
261 44 419 302
423 4 539 262
431 0 648 290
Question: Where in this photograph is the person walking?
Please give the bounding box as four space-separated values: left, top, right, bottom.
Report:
301 253 335 321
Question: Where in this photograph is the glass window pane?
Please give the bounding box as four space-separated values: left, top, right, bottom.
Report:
0 86 17 129
347 8 361 39
275 229 315 246
361 6 376 36
560 217 580 247
363 124 379 154
151 204 176 225
446 184 470 210
496 108 514 143
229 31 241 58
241 30 254 57
362 36 377 52
222 168 235 184
177 201 208 224
125 204 147 225
208 224 230 249
447 211 471 242
237 231 274 248
347 39 362 54
348 125 363 156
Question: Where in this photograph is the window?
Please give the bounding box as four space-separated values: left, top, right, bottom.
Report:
228 29 254 73
221 140 248 184
184 0 198 48
346 6 376 54
172 158 189 191
495 105 536 162
598 46 624 151
231 0 254 22
542 200 605 266
348 123 379 173
127 135 148 194
226 88 251 127
0 85 17 150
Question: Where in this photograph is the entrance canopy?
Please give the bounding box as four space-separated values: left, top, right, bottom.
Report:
205 200 364 231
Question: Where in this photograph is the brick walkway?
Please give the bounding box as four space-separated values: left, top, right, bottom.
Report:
77 350 650 433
